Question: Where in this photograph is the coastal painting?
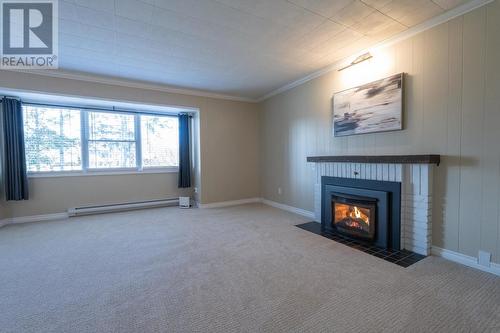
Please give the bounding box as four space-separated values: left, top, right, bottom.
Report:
333 73 403 137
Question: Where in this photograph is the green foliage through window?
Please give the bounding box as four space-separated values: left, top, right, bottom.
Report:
23 105 180 173
23 106 82 172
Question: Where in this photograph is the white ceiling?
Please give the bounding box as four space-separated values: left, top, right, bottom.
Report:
57 0 472 100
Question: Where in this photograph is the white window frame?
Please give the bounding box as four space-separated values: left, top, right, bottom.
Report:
24 104 180 178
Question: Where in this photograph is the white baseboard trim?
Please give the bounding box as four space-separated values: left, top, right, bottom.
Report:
431 246 500 277
198 198 262 209
1 212 69 226
197 197 316 220
261 199 315 220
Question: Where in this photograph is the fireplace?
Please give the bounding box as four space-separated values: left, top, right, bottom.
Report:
332 194 376 240
321 177 401 249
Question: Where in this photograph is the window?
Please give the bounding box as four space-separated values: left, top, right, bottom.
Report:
23 106 82 172
22 104 181 175
87 112 137 169
141 115 179 168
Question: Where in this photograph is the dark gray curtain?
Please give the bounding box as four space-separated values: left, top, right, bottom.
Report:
2 98 29 200
178 113 191 188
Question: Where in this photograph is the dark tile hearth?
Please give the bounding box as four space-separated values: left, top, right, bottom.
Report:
296 222 426 267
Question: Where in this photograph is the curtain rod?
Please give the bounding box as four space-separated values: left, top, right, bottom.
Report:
17 100 194 118
1 95 194 117
1 95 21 101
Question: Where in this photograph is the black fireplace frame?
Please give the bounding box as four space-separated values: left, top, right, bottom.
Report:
321 177 401 249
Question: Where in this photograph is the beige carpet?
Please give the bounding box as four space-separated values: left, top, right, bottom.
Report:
0 204 499 333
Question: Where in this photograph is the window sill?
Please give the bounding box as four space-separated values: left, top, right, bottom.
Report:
27 168 179 178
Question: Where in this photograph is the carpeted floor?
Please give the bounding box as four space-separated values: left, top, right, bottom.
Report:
0 204 499 333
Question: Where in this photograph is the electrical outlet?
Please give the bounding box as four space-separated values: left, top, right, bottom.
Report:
478 250 491 267
278 187 282 195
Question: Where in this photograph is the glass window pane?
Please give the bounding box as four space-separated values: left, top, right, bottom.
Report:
88 112 135 141
87 111 137 169
141 115 179 167
23 106 82 172
88 141 136 168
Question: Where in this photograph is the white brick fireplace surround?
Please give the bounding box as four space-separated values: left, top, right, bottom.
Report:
310 156 439 256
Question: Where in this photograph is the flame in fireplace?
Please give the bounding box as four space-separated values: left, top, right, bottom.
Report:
353 206 362 219
334 203 371 231
333 200 375 239
346 205 369 226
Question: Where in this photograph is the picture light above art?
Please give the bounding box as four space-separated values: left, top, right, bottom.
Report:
333 73 404 137
338 52 373 71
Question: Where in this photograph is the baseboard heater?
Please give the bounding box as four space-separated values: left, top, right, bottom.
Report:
68 198 179 217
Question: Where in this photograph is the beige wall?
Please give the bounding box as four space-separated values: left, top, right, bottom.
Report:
0 203 6 220
0 71 260 217
7 173 191 217
196 97 260 203
261 2 500 263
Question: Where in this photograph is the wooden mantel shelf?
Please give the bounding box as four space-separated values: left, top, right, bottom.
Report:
306 155 441 165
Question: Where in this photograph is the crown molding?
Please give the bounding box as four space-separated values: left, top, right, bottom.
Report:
7 69 257 103
256 0 494 102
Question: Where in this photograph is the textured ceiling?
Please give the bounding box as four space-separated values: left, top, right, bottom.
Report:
57 0 471 99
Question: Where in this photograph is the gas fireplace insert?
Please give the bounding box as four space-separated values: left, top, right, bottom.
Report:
321 177 401 249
